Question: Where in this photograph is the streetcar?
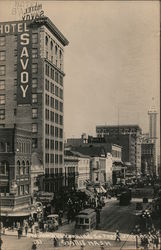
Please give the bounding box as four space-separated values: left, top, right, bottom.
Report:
75 208 96 233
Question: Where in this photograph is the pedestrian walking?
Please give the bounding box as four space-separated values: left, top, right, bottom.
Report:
17 227 21 239
115 230 121 242
25 222 29 236
53 236 58 247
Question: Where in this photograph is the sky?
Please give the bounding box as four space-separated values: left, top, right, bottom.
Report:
0 1 160 143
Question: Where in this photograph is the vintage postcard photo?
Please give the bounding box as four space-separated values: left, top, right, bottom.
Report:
0 1 160 249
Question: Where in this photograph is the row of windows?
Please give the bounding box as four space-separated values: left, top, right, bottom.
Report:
18 184 30 196
45 94 63 112
45 79 63 99
0 64 38 76
45 139 63 150
0 48 38 61
45 124 63 138
17 160 30 175
45 153 63 164
0 79 38 91
45 109 63 125
17 141 31 154
45 35 62 59
0 33 38 46
45 64 63 86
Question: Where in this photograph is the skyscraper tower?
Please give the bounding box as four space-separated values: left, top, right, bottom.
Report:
148 98 157 140
148 97 158 172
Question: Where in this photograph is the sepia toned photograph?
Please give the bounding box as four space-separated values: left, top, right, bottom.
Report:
0 1 160 249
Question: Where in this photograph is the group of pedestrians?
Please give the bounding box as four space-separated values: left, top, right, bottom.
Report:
138 232 159 249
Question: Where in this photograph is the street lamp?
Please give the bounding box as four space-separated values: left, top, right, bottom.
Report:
142 210 151 232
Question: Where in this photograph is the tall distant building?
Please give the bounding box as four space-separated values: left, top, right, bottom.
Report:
148 99 157 140
0 15 69 194
96 125 142 175
148 99 158 171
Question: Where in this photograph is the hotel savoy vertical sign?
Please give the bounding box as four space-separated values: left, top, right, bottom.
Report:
17 22 32 104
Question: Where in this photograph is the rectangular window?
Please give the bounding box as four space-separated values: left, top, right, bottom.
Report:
50 111 54 122
0 65 5 76
45 153 49 163
55 127 58 137
50 139 54 150
0 109 5 120
55 99 58 110
55 86 58 97
32 63 38 74
50 97 55 108
60 102 63 112
32 123 38 133
59 155 63 164
45 109 49 120
45 79 49 91
60 128 63 138
0 95 5 104
14 64 17 71
45 138 49 149
32 94 37 103
60 115 63 125
60 89 63 99
50 125 54 136
0 51 6 61
55 113 58 124
32 78 38 89
45 94 50 106
32 33 38 44
0 80 5 90
32 108 38 118
55 154 58 164
0 36 5 46
59 75 63 86
45 64 49 76
55 141 58 150
55 71 58 82
32 48 38 58
45 124 49 135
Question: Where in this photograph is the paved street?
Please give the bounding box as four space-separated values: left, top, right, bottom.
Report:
0 198 142 250
98 198 141 234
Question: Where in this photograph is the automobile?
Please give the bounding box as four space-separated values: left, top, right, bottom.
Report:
46 214 59 231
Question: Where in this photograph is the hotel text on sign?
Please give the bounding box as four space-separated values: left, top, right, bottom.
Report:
17 22 32 105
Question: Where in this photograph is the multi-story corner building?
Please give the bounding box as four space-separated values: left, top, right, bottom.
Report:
96 125 142 175
64 149 90 190
0 128 33 220
0 17 69 193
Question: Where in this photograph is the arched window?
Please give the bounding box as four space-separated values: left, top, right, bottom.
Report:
26 161 30 174
59 50 62 59
55 45 57 55
17 160 20 175
0 161 9 175
50 41 53 51
0 142 5 152
45 36 48 46
22 161 25 175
